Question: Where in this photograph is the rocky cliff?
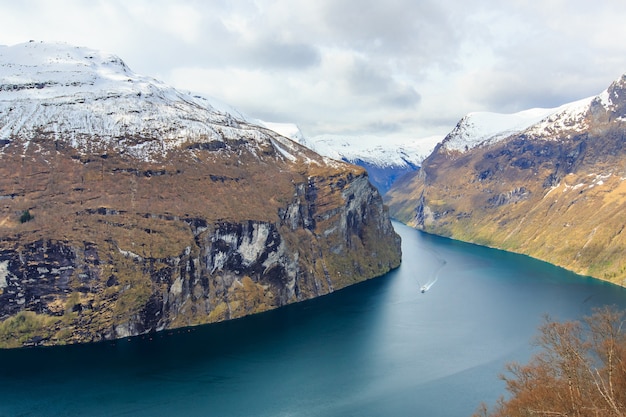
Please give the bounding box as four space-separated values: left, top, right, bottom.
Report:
386 73 626 286
0 42 401 348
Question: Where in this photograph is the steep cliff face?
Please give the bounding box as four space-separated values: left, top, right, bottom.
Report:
386 73 626 286
0 42 401 348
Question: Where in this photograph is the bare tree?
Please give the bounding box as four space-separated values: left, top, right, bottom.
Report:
474 306 626 417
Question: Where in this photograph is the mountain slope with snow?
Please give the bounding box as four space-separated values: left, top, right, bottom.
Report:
386 72 626 286
439 75 626 155
0 41 324 165
441 107 561 152
0 41 401 347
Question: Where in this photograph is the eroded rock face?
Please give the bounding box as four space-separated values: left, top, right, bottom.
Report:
0 42 401 347
0 151 401 348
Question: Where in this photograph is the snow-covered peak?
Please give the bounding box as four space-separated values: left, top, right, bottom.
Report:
522 97 594 139
589 73 626 116
442 107 559 152
292 134 440 168
0 41 314 163
442 73 626 154
525 74 626 139
1 41 133 97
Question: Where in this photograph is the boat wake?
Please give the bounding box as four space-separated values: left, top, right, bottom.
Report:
419 251 447 293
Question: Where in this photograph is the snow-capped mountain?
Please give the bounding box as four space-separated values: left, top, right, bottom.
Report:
251 118 439 194
300 134 438 168
441 107 559 152
525 76 626 139
440 73 626 154
386 71 626 286
253 122 438 171
0 41 319 164
0 41 401 347
255 121 305 142
297 134 440 194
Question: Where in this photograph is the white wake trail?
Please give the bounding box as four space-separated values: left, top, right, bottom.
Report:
419 250 447 293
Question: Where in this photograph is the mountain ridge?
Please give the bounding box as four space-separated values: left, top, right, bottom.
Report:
0 41 333 166
385 72 626 285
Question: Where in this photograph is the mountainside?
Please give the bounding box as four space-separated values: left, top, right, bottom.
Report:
290 134 439 194
0 41 401 348
386 73 626 285
440 107 560 153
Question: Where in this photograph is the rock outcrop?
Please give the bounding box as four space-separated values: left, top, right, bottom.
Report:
0 42 401 348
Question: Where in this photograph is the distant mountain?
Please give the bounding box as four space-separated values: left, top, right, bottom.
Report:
0 41 401 347
279 133 439 194
386 72 626 285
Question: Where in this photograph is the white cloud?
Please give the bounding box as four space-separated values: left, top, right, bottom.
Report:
121 1 205 44
169 45 423 138
1 0 626 143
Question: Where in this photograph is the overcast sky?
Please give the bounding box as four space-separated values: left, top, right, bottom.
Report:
2 0 626 143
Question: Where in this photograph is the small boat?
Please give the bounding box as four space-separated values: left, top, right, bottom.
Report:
420 285 427 293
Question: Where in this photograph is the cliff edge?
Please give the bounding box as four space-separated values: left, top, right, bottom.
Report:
0 42 401 347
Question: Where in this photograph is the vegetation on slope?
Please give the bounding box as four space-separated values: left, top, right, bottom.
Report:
386 125 626 286
0 133 400 347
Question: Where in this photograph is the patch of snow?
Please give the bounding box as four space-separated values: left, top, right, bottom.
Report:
543 183 561 199
586 173 612 188
0 260 10 289
118 247 143 261
598 89 613 108
559 173 612 193
269 138 298 162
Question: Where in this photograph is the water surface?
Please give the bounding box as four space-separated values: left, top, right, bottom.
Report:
1 221 625 416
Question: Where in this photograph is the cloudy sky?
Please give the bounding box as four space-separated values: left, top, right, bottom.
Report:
1 0 626 144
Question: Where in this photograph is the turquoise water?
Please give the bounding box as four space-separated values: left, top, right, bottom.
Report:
1 221 625 416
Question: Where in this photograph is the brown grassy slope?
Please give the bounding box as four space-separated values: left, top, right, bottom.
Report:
386 124 626 286
0 130 401 347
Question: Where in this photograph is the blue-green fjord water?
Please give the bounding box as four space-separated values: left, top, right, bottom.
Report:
2 221 626 417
